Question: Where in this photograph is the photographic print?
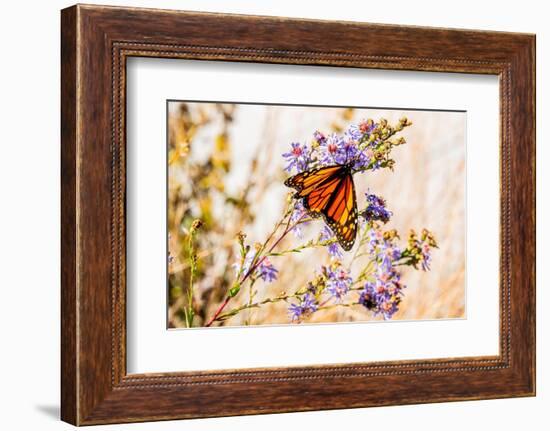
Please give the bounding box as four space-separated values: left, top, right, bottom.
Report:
167 101 465 328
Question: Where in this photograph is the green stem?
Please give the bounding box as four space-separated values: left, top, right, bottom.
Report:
205 200 296 327
245 277 258 325
266 239 337 257
315 301 360 313
217 289 308 322
184 230 198 328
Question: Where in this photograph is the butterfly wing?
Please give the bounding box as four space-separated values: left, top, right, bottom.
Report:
316 172 358 251
285 166 358 251
284 165 342 198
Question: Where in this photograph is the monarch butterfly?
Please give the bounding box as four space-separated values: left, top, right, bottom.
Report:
285 164 358 251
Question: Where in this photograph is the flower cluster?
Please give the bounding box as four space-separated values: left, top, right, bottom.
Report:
283 117 412 175
282 142 310 172
287 261 354 322
362 192 393 224
369 268 401 317
401 229 438 271
257 258 279 282
319 225 343 258
364 228 402 270
284 223 437 322
237 250 279 283
325 265 353 302
288 292 318 321
290 200 309 238
358 267 404 319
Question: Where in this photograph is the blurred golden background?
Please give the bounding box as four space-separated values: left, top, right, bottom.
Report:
168 102 465 328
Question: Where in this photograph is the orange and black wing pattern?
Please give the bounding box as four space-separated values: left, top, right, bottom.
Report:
285 165 358 251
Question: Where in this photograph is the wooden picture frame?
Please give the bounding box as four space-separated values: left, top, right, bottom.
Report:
61 4 535 425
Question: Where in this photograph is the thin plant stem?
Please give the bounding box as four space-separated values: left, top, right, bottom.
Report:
205 205 303 327
184 221 202 327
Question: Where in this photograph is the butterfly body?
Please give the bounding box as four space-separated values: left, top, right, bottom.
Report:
285 164 358 251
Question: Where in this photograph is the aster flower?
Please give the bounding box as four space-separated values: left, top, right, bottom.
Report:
313 130 327 146
380 242 402 271
358 283 401 320
288 293 318 322
235 250 278 282
358 119 376 135
362 192 393 223
364 227 402 268
287 117 411 175
256 258 278 282
344 123 363 142
290 200 308 238
327 242 344 259
317 132 361 166
402 229 438 271
326 266 353 302
358 282 377 310
282 142 310 172
341 139 360 165
420 243 432 271
319 133 345 165
359 264 404 319
351 149 372 171
319 225 343 258
364 227 385 255
318 126 376 170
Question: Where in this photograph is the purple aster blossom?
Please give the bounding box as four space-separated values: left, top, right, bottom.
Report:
282 142 310 172
420 243 432 271
379 299 401 319
351 150 372 171
233 251 278 282
326 267 353 302
359 283 401 319
410 239 433 271
288 293 318 322
313 130 327 145
405 229 437 271
365 227 384 254
319 225 343 258
341 140 360 164
359 119 376 135
345 124 363 142
375 259 400 286
364 227 401 266
362 192 393 223
319 133 345 165
315 128 373 170
327 242 344 259
358 282 378 311
318 133 361 166
256 258 278 282
319 225 332 242
380 242 402 270
359 264 404 319
290 200 308 238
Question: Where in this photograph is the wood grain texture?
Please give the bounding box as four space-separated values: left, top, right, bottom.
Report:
60 5 78 425
60 4 536 425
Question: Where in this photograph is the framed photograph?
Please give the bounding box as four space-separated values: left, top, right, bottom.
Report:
61 4 535 425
